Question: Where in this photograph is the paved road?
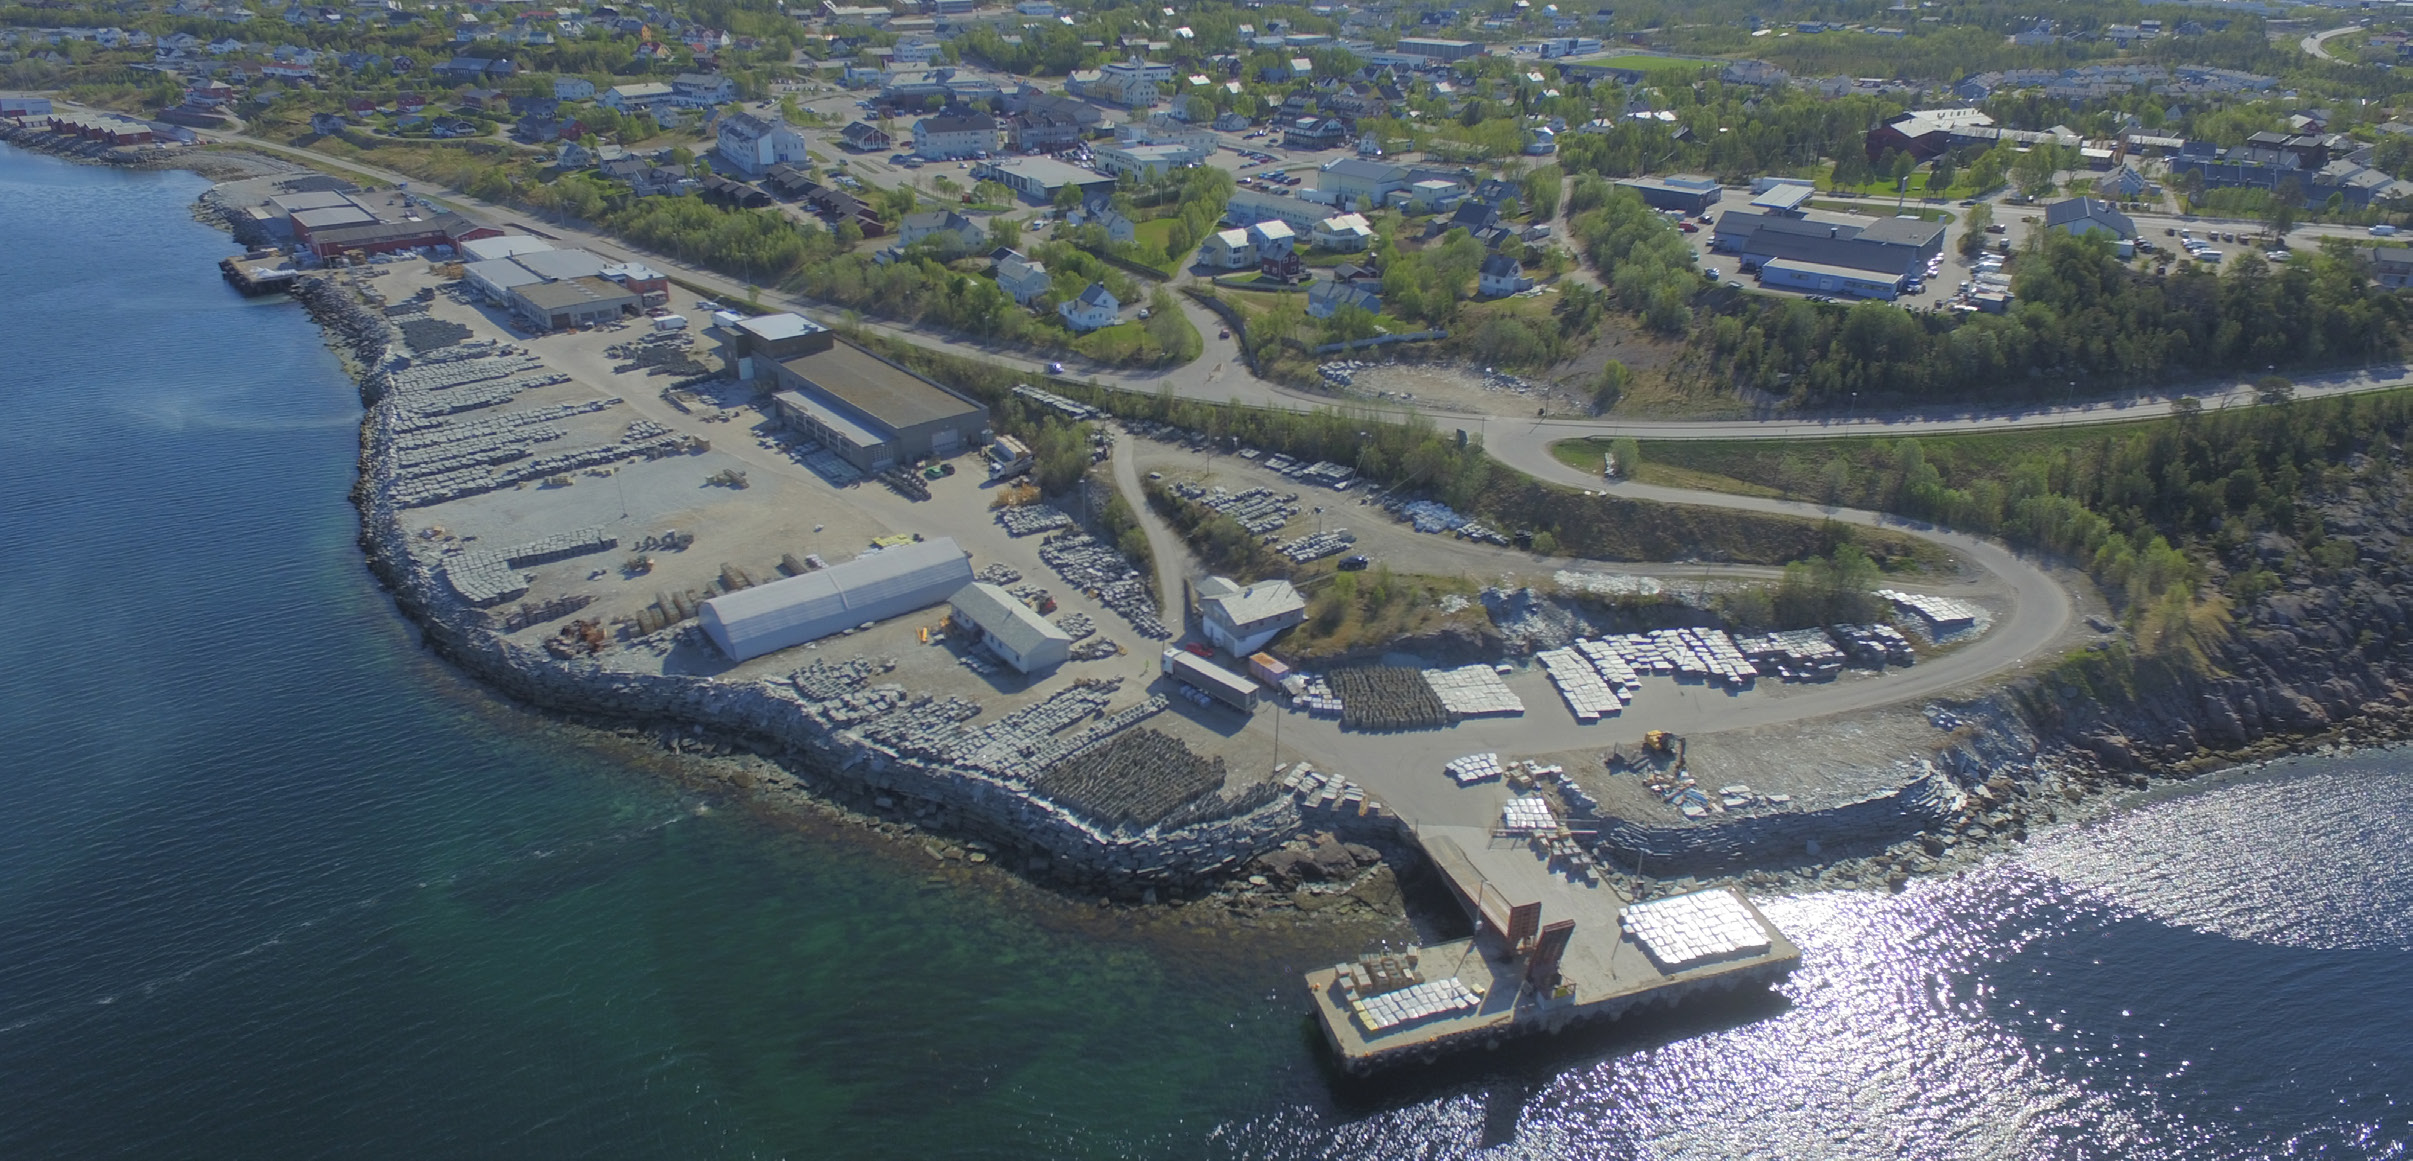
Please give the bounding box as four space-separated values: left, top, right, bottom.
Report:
188 125 2115 830
2303 24 2362 61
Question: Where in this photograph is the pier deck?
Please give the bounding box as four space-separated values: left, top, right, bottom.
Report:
1306 823 1800 1073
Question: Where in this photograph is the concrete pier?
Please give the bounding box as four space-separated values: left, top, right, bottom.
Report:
1305 821 1800 1074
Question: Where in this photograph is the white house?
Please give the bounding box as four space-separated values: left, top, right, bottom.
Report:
899 210 984 250
1071 200 1136 244
1245 220 1296 261
601 82 675 113
1311 212 1375 251
553 76 594 100
1197 577 1305 654
1307 279 1381 318
1201 227 1255 269
995 255 1051 304
1059 281 1119 331
912 113 996 159
1478 252 1533 297
1403 178 1465 212
715 111 808 177
672 72 736 107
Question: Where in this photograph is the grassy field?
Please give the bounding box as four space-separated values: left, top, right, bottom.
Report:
1132 218 1187 272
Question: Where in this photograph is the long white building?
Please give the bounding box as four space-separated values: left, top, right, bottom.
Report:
699 538 973 662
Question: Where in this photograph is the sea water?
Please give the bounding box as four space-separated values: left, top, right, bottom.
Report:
3 144 2408 1159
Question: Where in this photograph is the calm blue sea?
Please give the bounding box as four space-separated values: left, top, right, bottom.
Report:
3 144 2408 1160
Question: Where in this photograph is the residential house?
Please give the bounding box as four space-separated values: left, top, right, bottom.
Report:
839 120 891 151
716 111 807 177
2042 196 2136 240
672 72 735 107
2370 246 2413 290
1245 220 1297 261
1306 279 1380 318
1478 252 1532 296
1059 282 1119 331
601 82 674 114
434 54 513 82
554 75 595 100
1284 116 1349 149
899 209 984 250
1311 212 1375 251
1201 227 1255 269
1073 200 1137 243
995 254 1051 304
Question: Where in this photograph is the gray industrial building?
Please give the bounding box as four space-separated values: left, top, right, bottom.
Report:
698 537 974 662
973 156 1117 203
948 581 1072 674
1616 174 1724 214
509 276 639 330
725 312 990 472
1712 209 1944 281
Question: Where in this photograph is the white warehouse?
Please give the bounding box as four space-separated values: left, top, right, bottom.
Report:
948 582 1073 674
698 537 973 662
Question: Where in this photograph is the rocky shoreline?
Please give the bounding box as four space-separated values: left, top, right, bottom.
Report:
245 193 2413 924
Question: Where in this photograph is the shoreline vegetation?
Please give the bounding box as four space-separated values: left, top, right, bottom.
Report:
43 132 2408 927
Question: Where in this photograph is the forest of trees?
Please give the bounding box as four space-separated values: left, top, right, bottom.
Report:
1697 233 2404 403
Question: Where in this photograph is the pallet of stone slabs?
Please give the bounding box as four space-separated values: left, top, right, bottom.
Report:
393 426 564 475
1328 666 1449 732
386 355 545 392
390 436 681 508
1031 726 1225 832
391 399 618 449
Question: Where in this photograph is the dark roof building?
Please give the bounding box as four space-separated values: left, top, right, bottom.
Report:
1713 209 1942 278
725 312 989 471
2042 196 2136 239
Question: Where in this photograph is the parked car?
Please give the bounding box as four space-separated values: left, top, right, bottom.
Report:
1337 555 1370 571
1984 223 2006 234
1045 361 1065 374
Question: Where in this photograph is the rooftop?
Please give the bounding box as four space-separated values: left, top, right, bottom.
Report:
950 582 1073 655
737 311 830 343
778 341 986 431
1202 578 1304 627
510 247 611 281
514 275 634 310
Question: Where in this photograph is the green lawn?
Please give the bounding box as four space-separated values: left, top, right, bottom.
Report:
1823 166 1981 202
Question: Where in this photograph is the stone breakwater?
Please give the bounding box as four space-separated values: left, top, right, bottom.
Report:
295 274 1301 888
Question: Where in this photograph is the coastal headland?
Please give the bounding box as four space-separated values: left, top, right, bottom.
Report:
78 135 2413 1069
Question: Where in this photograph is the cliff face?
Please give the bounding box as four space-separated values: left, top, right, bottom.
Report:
2031 480 2413 772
